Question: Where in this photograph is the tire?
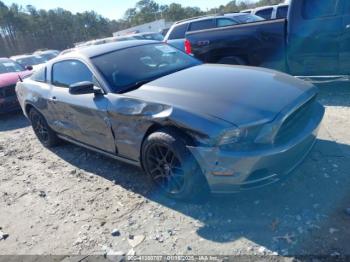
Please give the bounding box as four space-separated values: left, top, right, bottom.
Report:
142 128 209 202
29 108 60 148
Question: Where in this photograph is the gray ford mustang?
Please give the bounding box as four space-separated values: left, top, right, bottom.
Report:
16 40 325 200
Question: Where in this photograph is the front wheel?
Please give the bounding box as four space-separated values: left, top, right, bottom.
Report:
142 128 209 201
29 108 60 148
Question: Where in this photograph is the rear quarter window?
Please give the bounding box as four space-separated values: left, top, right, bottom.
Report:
216 18 238 27
276 6 289 19
255 8 273 20
168 24 188 40
189 19 215 31
302 0 338 19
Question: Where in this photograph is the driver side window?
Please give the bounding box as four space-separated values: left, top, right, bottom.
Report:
52 60 93 87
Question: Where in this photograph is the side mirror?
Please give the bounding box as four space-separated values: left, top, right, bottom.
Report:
69 81 102 95
25 65 33 71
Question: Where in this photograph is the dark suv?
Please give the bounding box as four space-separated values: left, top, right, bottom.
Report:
164 13 264 53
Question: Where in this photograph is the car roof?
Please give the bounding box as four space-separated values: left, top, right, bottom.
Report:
35 50 58 54
11 54 37 59
132 32 160 36
174 13 251 26
174 15 221 26
225 13 251 16
0 58 15 63
254 5 275 11
68 40 159 58
224 13 255 17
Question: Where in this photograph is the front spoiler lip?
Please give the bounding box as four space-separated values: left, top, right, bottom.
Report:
188 135 318 194
227 136 317 192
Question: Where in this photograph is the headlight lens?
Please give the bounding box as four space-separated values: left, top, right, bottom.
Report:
218 127 242 145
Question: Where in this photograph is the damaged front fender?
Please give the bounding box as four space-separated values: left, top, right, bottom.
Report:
106 95 173 160
105 94 233 162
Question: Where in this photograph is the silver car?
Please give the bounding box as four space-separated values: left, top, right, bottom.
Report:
16 41 324 200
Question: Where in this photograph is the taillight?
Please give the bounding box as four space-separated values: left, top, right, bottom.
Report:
184 39 192 55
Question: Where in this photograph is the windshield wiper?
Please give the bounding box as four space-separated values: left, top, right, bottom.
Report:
119 79 154 93
118 65 197 93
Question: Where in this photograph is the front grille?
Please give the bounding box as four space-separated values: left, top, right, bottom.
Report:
275 96 316 143
0 84 16 98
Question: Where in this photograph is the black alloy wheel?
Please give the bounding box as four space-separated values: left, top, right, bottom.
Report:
29 108 59 147
31 111 49 143
142 128 209 201
145 143 186 195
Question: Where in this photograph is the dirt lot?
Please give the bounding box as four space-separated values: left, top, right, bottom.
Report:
0 82 350 259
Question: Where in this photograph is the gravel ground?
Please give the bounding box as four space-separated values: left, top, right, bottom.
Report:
0 82 349 259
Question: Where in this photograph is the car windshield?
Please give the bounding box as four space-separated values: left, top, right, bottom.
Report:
92 43 201 93
233 14 265 23
16 55 45 66
0 59 24 73
39 53 57 61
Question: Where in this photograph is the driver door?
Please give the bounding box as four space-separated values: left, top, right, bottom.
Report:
48 59 116 153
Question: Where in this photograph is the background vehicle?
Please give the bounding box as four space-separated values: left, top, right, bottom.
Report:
253 4 289 20
272 4 289 19
240 9 253 14
16 41 324 199
0 58 32 113
75 36 138 48
10 54 46 71
33 50 60 61
241 4 289 20
164 13 264 52
187 0 347 78
130 32 164 41
59 48 76 56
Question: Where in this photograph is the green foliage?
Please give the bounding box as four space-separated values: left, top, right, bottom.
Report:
0 1 119 56
0 0 285 56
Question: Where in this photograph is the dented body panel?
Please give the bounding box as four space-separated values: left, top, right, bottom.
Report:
188 102 324 193
16 41 325 193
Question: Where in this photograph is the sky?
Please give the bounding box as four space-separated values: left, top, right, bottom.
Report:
2 0 257 20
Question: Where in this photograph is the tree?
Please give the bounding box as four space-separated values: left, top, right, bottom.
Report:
0 0 120 56
0 0 286 57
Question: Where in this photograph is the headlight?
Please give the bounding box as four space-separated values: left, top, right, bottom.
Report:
217 127 242 145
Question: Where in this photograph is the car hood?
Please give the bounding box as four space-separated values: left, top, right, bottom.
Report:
126 64 317 126
0 71 32 88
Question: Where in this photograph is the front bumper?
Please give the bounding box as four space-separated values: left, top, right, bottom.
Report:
0 95 20 114
188 102 325 194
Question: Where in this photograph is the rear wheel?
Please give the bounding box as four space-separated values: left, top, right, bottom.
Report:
142 128 209 201
29 108 59 148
